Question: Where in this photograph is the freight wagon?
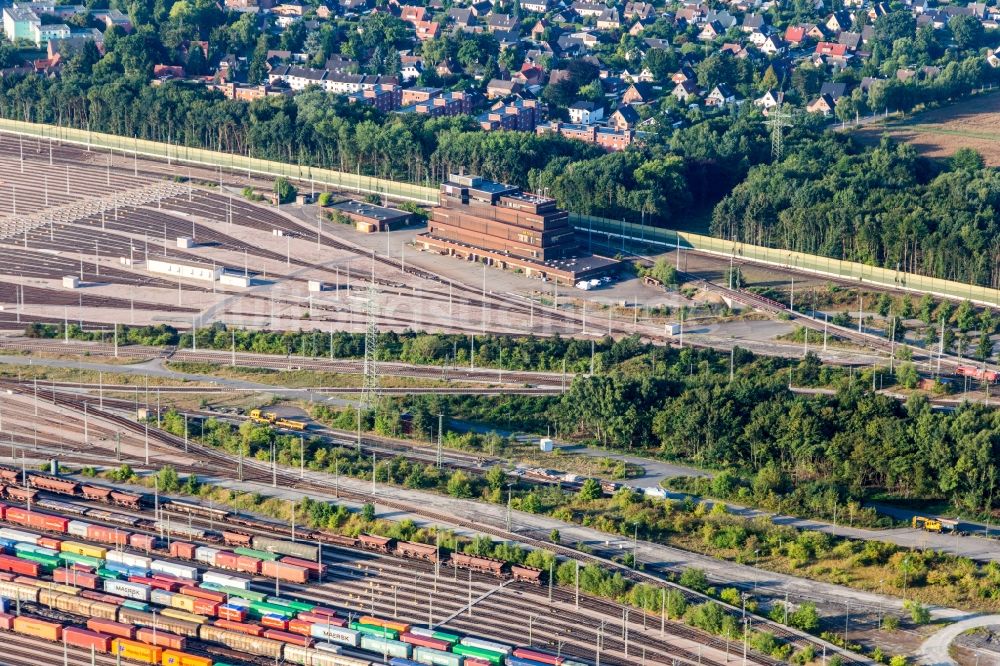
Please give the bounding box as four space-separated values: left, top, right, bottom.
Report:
252 536 319 561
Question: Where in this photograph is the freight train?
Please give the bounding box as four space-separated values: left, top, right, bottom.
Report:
0 467 547 586
955 365 1000 383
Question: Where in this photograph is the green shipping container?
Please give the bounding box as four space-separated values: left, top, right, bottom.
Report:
359 635 411 659
122 600 150 611
452 644 504 665
265 597 314 613
248 601 296 619
431 630 460 645
233 547 280 562
350 622 399 640
97 568 123 580
16 552 60 569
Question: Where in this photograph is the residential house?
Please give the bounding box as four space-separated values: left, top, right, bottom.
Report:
486 78 523 98
596 8 620 30
520 0 549 12
806 93 836 115
783 25 807 44
621 82 658 104
988 46 1000 68
400 55 423 81
819 81 846 100
838 31 861 51
754 89 780 112
704 9 737 29
759 34 785 54
705 84 737 106
530 19 547 39
486 14 518 32
448 7 474 27
623 1 653 20
607 104 640 129
672 78 700 101
742 12 765 32
398 5 426 22
825 11 852 33
413 20 439 40
698 20 724 40
572 1 607 18
815 41 848 57
568 100 604 124
628 20 648 35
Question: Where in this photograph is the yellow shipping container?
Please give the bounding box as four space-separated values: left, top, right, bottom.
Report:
33 580 80 595
59 541 107 559
113 638 163 665
160 608 208 624
13 616 62 641
169 593 197 613
162 650 213 666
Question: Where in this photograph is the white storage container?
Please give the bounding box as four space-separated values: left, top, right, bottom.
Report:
459 637 512 655
194 547 219 566
106 551 152 570
310 625 359 646
150 560 198 580
0 528 40 545
201 571 250 590
67 521 90 538
104 579 151 602
150 589 175 607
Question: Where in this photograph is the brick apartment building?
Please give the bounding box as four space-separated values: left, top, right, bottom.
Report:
347 83 402 111
417 174 619 283
478 98 542 131
398 89 475 116
535 120 637 151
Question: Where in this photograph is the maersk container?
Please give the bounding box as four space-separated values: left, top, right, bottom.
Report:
0 529 41 545
194 547 219 567
104 579 152 602
360 635 412 659
67 521 90 538
459 637 512 655
201 571 250 590
151 560 198 580
107 551 152 570
412 646 464 666
309 624 360 646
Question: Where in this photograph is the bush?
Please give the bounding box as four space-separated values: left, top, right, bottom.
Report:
274 177 297 204
904 600 930 625
881 615 900 631
679 567 709 592
317 192 332 206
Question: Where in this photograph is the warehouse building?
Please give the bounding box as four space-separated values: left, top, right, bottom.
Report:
330 200 414 233
416 174 620 284
147 258 222 282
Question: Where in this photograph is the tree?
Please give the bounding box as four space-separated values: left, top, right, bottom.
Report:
904 600 930 624
274 177 297 204
951 148 984 172
874 11 916 43
578 478 603 500
549 529 560 543
447 470 473 498
361 503 376 521
485 466 506 490
976 334 993 362
789 603 819 631
186 43 207 75
679 567 709 591
948 14 983 50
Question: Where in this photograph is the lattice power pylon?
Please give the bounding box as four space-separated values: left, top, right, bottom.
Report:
765 95 793 163
360 280 380 411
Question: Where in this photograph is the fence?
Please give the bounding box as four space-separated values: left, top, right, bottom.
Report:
571 213 1000 308
3 116 996 306
0 117 440 206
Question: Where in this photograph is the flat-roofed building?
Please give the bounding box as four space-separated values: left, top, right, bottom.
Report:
147 258 223 282
417 174 620 283
330 200 414 233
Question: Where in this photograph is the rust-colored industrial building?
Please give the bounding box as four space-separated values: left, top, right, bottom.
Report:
417 174 619 284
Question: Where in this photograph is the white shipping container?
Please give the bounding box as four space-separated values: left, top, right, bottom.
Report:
67 521 90 538
150 560 198 580
106 551 152 570
459 637 512 655
314 644 341 654
150 589 175 606
201 571 250 590
665 323 681 336
104 580 151 602
194 547 219 566
309 625 360 646
0 528 40 545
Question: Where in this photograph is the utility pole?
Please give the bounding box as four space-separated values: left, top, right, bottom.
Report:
436 413 443 469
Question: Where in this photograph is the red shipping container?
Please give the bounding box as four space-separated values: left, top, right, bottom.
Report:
260 615 288 631
217 606 247 622
0 612 13 630
37 537 62 550
152 573 187 587
280 557 325 579
169 543 197 560
213 619 263 636
193 598 219 617
0 554 40 577
86 524 129 546
304 607 338 619
297 613 345 627
64 627 113 653
287 619 313 636
130 576 176 592
6 507 69 533
87 618 135 639
235 556 261 575
0 502 8 519
465 660 491 666
179 586 226 604
261 560 308 584
0 572 15 582
512 648 564 665
214 552 239 570
136 627 187 651
81 591 124 605
129 534 156 552
263 629 312 647
55 568 99 590
401 632 451 651
70 564 95 573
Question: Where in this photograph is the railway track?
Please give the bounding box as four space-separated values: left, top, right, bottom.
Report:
2 377 869 665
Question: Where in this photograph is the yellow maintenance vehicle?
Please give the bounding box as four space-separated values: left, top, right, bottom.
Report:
249 409 308 431
912 516 959 533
